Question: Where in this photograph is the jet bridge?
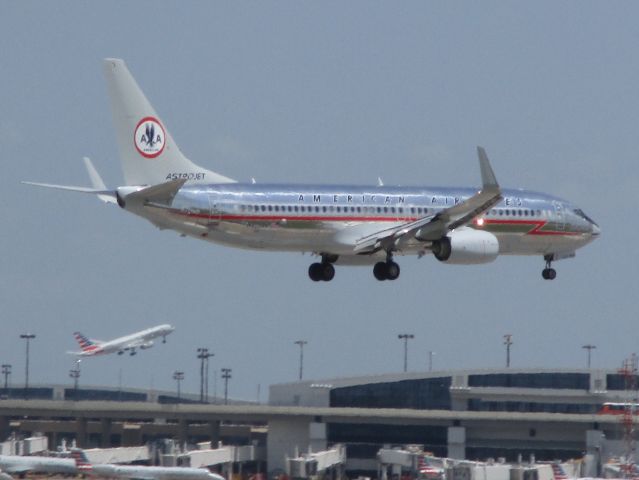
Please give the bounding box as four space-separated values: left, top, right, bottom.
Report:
286 444 346 479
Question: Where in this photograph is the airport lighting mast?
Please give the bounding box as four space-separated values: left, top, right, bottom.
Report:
582 344 596 369
294 340 308 380
69 360 81 397
398 334 414 372
428 351 436 372
173 371 184 402
503 334 513 368
19 333 35 399
1 364 11 390
197 348 213 403
221 368 232 405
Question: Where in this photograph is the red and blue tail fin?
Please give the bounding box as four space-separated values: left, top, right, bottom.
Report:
73 332 99 353
70 448 92 473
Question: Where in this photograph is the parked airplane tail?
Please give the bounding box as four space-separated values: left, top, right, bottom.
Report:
103 58 235 187
73 332 99 354
69 448 92 473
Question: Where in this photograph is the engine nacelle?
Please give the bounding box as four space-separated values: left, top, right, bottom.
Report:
139 341 154 350
432 229 499 265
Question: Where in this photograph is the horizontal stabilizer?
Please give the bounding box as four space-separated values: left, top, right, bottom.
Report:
83 157 117 204
22 181 117 200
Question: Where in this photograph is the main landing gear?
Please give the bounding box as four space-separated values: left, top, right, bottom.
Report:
308 254 337 282
542 254 557 280
373 255 400 281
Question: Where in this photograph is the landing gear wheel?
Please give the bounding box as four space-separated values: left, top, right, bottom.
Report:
373 261 400 281
308 263 323 281
321 262 335 281
373 262 388 281
386 261 400 280
542 255 557 280
309 262 335 281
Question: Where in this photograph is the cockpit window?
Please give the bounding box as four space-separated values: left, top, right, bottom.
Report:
574 209 598 226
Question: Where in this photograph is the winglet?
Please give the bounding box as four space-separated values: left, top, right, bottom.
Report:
477 146 499 190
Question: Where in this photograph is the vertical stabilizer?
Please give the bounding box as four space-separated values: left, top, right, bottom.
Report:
103 58 235 186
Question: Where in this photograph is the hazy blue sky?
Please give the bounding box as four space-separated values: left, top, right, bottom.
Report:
0 2 633 401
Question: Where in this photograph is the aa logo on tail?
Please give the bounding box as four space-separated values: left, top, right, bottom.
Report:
134 117 166 158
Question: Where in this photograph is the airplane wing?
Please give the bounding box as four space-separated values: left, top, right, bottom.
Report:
354 147 502 253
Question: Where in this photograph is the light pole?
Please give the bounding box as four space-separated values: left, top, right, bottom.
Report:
69 360 81 398
173 371 184 402
1 364 11 390
503 334 513 368
197 348 213 403
582 344 596 369
398 334 414 372
294 340 308 380
428 351 436 372
20 334 35 399
221 368 232 405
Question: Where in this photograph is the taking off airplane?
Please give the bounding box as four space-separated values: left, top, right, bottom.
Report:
69 324 175 357
25 59 600 282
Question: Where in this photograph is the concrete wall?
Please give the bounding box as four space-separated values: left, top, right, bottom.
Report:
267 418 312 474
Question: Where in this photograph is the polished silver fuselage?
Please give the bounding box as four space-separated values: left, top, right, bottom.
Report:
129 183 598 263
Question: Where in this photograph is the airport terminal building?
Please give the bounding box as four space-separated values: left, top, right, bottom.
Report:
0 368 635 475
268 368 633 470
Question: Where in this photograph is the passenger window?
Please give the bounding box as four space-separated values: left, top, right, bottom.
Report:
274 205 279 212
322 206 327 213
390 207 396 213
294 206 299 212
336 206 341 213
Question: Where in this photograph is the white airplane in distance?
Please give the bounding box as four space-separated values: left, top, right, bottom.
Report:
71 450 224 480
69 324 175 357
24 59 600 281
0 454 76 476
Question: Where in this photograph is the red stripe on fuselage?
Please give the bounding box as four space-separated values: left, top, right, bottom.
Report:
177 212 582 236
482 219 582 236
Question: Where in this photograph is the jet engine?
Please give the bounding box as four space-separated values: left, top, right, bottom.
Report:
139 341 154 350
432 228 499 264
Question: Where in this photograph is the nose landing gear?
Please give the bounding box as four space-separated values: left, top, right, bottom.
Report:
542 255 557 280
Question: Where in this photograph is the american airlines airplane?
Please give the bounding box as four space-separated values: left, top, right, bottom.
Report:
25 59 600 281
72 450 224 480
68 324 175 357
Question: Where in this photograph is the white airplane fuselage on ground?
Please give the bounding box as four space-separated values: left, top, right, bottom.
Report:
25 58 600 282
0 455 76 475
